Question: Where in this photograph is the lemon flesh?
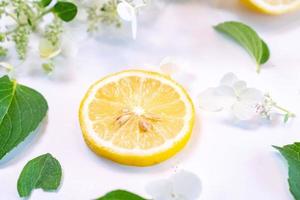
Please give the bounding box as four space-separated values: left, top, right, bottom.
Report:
79 70 195 166
241 0 300 14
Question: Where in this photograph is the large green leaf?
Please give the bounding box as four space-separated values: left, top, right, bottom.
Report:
52 2 78 22
96 190 147 200
0 75 48 160
17 153 62 197
274 143 300 200
38 0 52 8
214 21 270 73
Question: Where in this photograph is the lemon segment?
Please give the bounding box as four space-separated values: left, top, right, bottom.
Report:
79 70 195 166
241 0 300 14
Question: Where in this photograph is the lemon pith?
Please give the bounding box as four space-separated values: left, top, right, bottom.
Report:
241 0 300 15
79 70 195 166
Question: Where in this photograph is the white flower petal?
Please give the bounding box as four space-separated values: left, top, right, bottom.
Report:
239 88 264 103
214 85 236 98
198 87 235 111
145 179 174 200
159 57 181 75
173 73 196 90
131 12 137 39
171 170 201 199
231 101 258 120
233 80 247 95
220 72 238 87
117 1 135 21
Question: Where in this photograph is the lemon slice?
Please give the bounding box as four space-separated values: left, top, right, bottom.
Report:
241 0 300 14
79 70 195 166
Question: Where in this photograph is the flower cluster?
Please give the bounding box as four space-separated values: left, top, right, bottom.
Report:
79 0 148 39
86 0 121 31
158 57 196 90
146 170 201 200
0 0 77 74
198 73 295 122
12 26 31 60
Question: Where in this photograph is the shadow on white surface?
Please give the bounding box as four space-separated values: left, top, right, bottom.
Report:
271 151 294 199
0 117 48 168
219 114 289 130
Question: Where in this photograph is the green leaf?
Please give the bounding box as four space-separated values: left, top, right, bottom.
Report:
0 75 48 160
52 2 78 22
39 0 52 8
214 21 270 73
96 190 147 200
273 143 300 200
17 153 62 197
260 40 270 64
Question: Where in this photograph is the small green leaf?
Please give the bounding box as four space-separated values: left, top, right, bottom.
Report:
17 153 62 197
273 143 300 200
52 2 77 22
0 75 48 160
96 190 147 200
214 21 270 72
39 0 52 8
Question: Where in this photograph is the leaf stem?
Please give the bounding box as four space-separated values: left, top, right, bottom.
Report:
256 63 261 74
3 8 52 37
35 9 52 22
272 103 295 118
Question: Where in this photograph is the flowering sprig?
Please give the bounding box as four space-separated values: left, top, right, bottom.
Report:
198 73 295 123
86 0 122 32
0 0 77 72
257 93 295 123
80 0 148 39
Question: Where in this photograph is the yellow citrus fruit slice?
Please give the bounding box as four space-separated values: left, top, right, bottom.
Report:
79 70 195 166
241 0 300 15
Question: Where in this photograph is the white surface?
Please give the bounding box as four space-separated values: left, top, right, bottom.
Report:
1 1 300 199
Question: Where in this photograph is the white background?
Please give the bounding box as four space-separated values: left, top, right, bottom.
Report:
1 1 300 199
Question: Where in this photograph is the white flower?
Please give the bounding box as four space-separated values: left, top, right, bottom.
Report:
159 57 196 90
117 0 146 39
146 170 201 200
159 57 182 76
199 73 264 120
